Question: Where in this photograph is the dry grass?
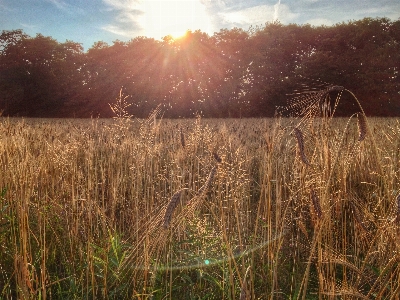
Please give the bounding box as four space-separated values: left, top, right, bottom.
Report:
0 111 399 299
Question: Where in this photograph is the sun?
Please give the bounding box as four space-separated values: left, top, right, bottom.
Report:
140 0 212 39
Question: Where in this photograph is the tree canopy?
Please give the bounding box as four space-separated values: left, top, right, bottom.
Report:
0 17 399 118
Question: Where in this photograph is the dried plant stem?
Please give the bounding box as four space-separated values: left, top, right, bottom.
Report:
349 201 368 231
180 127 185 148
346 89 390 206
240 265 251 300
298 220 325 300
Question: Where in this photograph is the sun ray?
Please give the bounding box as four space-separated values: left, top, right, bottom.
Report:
139 0 212 39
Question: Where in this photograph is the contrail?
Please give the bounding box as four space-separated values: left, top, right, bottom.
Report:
273 0 281 22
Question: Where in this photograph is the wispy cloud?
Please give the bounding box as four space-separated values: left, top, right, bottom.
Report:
20 22 40 30
101 0 145 37
218 3 298 28
102 0 141 11
46 0 68 11
305 18 333 26
274 0 281 21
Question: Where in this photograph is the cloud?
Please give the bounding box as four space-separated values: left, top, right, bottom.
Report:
46 0 68 11
101 0 213 39
274 0 281 21
101 0 144 37
102 0 141 11
353 5 400 20
218 3 298 28
304 18 333 26
45 0 86 16
101 24 136 36
20 22 40 31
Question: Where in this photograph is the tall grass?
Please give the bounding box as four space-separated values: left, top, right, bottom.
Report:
0 95 399 298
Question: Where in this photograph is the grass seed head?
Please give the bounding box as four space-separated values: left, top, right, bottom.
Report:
357 113 367 142
163 189 184 229
325 85 344 93
294 127 310 166
213 152 222 163
196 166 218 196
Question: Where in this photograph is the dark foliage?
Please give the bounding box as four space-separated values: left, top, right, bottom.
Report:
0 17 399 118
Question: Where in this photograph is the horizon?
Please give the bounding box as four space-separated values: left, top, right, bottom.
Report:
1 0 400 51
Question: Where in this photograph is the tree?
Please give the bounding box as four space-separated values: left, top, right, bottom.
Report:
0 31 85 116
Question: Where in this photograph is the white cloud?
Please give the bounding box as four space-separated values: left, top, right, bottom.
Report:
102 0 140 11
101 24 139 36
274 0 281 22
102 0 213 39
219 5 275 26
219 3 298 27
20 22 40 30
304 18 333 26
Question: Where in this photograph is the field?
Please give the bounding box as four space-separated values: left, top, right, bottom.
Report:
0 113 399 299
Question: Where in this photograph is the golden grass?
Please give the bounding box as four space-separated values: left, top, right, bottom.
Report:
0 116 399 299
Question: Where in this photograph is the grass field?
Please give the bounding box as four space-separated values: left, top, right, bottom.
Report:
0 113 399 299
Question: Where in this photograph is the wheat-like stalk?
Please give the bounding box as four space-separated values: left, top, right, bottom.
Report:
240 265 251 300
293 127 310 166
196 166 218 196
357 113 367 141
325 85 344 93
349 201 368 231
163 189 185 229
396 194 400 224
311 188 323 219
180 127 185 148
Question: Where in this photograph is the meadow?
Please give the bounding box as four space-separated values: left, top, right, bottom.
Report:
0 110 399 299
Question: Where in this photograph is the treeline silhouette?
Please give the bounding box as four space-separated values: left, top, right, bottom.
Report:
0 17 399 118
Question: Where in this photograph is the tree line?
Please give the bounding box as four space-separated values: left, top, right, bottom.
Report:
0 17 399 118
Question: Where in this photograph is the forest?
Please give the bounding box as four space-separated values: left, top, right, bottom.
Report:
0 17 399 118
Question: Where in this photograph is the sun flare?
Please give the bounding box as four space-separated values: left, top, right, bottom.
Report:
140 0 212 39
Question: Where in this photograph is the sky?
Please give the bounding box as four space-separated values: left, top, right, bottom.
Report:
1 0 400 51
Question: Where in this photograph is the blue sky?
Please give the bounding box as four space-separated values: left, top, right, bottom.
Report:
1 0 400 51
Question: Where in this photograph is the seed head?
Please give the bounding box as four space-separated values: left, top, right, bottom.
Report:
357 113 367 142
196 166 218 196
294 127 310 166
163 189 184 229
